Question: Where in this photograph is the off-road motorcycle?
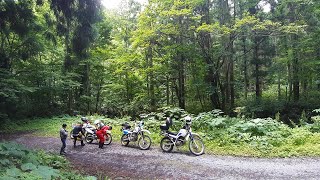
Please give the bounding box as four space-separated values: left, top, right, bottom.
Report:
160 116 205 156
120 121 152 150
84 121 112 145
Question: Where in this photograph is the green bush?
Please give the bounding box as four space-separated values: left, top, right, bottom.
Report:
0 142 96 180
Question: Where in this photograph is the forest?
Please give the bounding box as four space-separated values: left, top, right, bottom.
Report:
2 1 320 178
1 0 320 123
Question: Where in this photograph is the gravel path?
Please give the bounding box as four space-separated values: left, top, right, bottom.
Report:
2 133 320 179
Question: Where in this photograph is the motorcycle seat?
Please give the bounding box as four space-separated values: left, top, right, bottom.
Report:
160 124 169 131
167 131 177 136
121 122 131 129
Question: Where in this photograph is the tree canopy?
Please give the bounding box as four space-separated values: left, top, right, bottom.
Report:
1 0 320 123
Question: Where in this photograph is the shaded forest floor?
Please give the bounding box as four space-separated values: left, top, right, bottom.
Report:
1 132 320 179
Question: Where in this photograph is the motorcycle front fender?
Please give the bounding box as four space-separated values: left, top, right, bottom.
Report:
186 132 200 141
191 132 200 136
141 129 151 134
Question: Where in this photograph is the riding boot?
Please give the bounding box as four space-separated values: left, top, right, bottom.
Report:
99 142 104 149
73 139 76 148
81 140 85 146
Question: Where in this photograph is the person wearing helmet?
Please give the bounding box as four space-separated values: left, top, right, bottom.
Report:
94 119 105 127
81 117 89 123
95 120 106 149
59 123 68 155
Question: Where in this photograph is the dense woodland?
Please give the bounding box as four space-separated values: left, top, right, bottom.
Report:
1 0 320 123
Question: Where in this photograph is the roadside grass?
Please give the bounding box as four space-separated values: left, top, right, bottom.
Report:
2 114 320 158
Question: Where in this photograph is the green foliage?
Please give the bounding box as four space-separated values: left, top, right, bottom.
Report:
0 142 95 179
231 118 284 136
308 109 320 133
3 109 320 157
1 0 320 158
1 0 320 123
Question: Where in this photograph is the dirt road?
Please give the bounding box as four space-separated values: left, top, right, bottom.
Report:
2 133 320 179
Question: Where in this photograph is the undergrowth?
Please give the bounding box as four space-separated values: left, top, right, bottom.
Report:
2 107 320 157
0 142 96 180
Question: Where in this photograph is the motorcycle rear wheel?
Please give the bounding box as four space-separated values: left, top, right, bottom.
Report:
104 133 112 145
160 137 173 152
189 135 205 156
121 134 129 146
85 133 94 143
138 135 151 150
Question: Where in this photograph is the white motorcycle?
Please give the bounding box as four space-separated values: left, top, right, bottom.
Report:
120 121 152 150
160 116 205 156
83 121 112 145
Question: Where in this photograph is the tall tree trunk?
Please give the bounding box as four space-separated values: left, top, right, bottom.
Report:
85 62 90 114
288 2 299 101
147 45 156 111
68 90 72 115
230 0 236 109
219 0 231 111
64 19 72 115
292 35 299 101
278 72 281 100
199 0 221 109
64 19 72 71
125 73 130 102
239 2 248 100
166 75 170 106
175 14 186 109
288 62 292 101
192 73 204 111
95 78 103 113
254 36 261 99
230 58 235 108
171 81 175 105
243 35 249 100
178 53 185 109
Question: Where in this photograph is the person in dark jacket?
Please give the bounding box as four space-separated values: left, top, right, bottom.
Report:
60 124 68 155
72 124 85 147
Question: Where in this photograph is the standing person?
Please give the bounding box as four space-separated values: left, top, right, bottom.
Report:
95 120 109 149
72 124 85 147
95 122 105 149
60 124 68 155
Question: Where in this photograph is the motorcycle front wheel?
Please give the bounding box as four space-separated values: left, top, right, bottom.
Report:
85 133 94 143
138 135 151 150
189 135 205 156
104 133 112 145
120 134 129 146
160 137 173 152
